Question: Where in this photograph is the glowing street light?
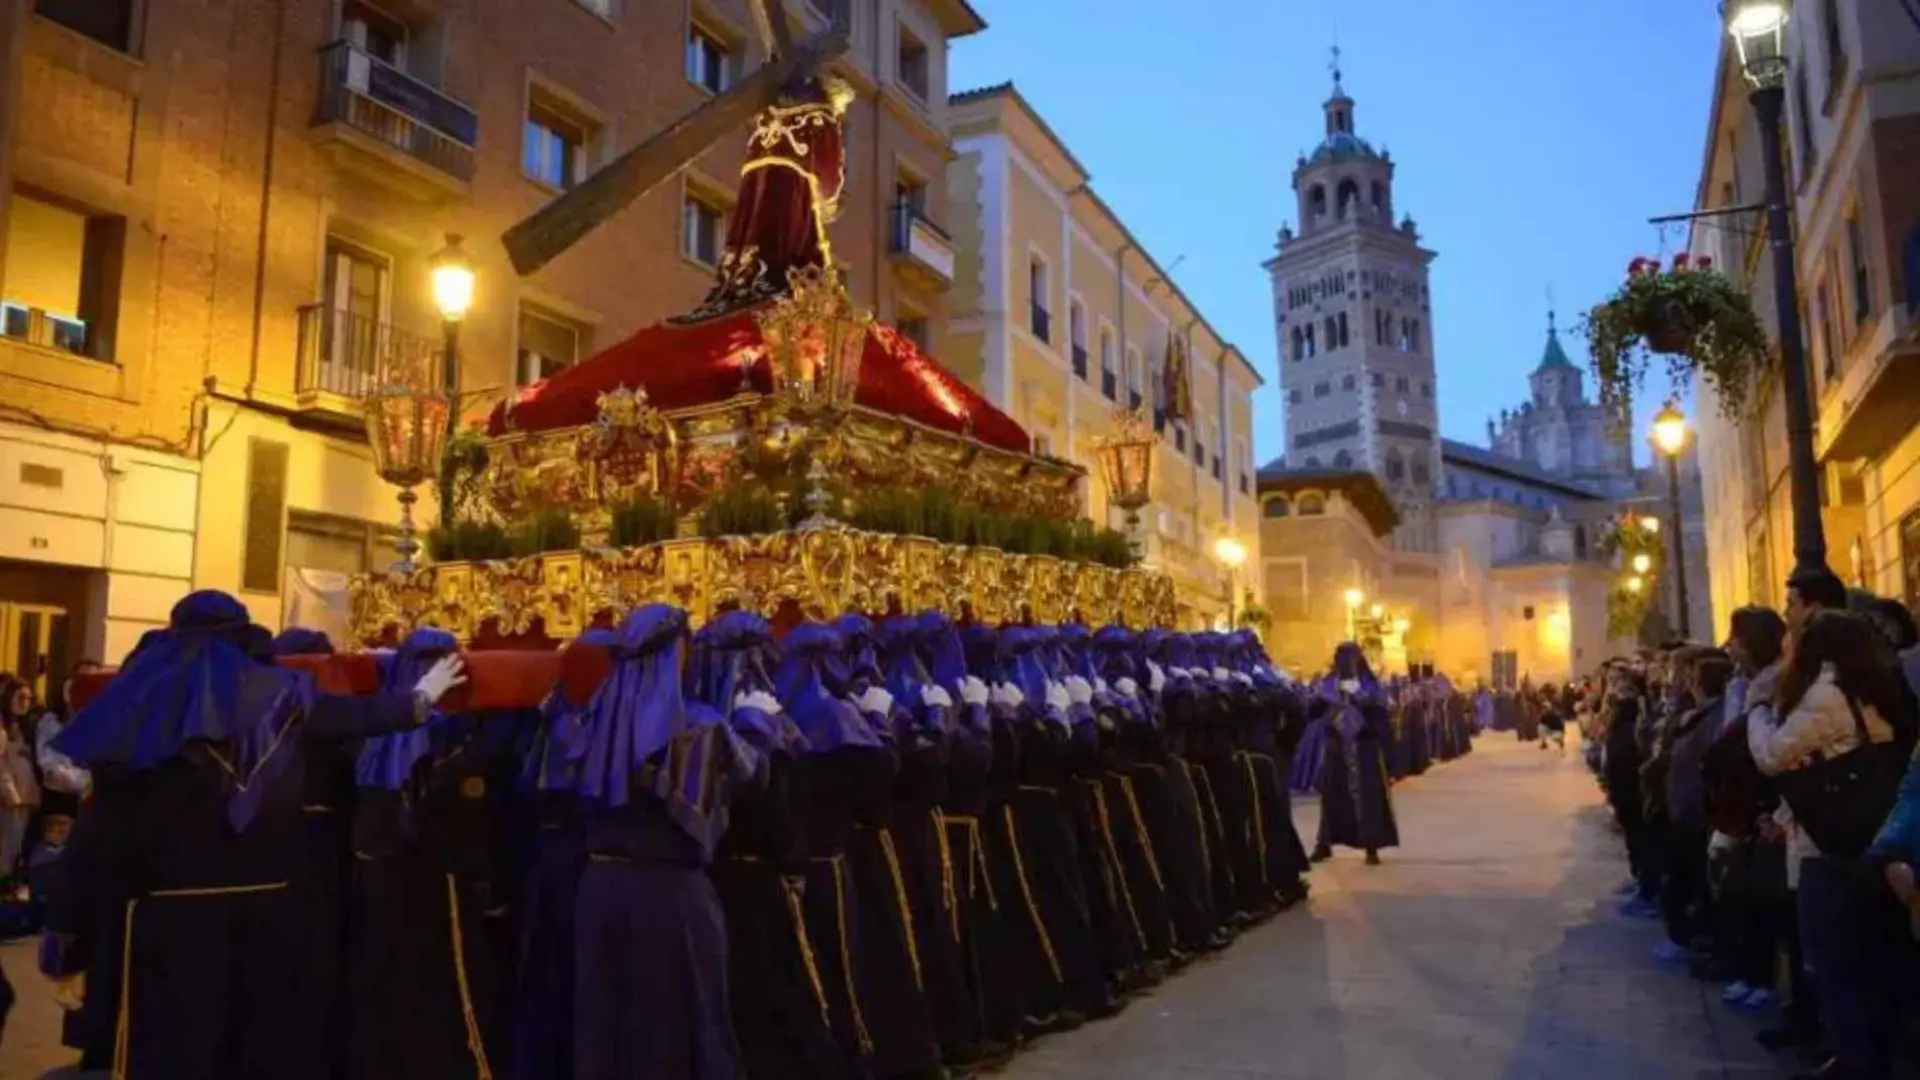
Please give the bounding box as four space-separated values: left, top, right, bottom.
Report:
1648 401 1693 638
1343 587 1364 642
1626 575 1645 595
1213 535 1248 627
1632 553 1653 574
429 234 477 527
1641 515 1661 534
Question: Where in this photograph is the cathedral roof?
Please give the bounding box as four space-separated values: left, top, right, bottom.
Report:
1439 439 1609 502
1534 319 1578 374
1310 131 1380 164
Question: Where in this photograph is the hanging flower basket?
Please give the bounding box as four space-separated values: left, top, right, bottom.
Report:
1582 254 1772 419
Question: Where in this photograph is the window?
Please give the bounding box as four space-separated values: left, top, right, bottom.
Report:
1793 68 1817 178
242 439 290 594
341 0 406 67
35 0 135 51
312 234 390 390
1336 179 1360 219
1323 316 1337 352
1333 449 1353 468
517 304 586 385
1342 374 1355 391
1297 493 1326 515
1847 214 1871 324
1408 319 1421 351
895 175 928 215
1304 324 1316 358
1 190 125 362
1290 326 1303 362
1028 257 1050 341
1069 301 1087 378
1264 498 1291 518
1411 451 1432 485
1288 388 1302 405
1369 180 1385 210
1337 311 1349 348
1395 376 1409 392
1313 382 1330 399
682 191 725 266
686 23 731 94
1822 0 1847 95
1309 185 1327 218
1815 281 1838 381
1126 347 1142 409
1100 327 1117 399
897 314 930 353
524 90 595 189
896 23 930 100
1420 380 1432 398
1385 450 1405 481
1371 372 1384 388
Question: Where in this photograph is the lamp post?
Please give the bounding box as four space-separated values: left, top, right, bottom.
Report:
1724 0 1837 601
429 234 476 527
1650 401 1693 639
1632 552 1653 575
1343 587 1365 643
1096 408 1156 559
1212 535 1247 629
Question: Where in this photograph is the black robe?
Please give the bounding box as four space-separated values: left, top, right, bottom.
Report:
1314 698 1401 853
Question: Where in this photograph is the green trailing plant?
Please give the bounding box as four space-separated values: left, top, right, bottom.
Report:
844 485 1137 568
1598 511 1664 638
508 506 582 558
1583 254 1770 420
435 427 492 521
427 518 512 563
608 496 677 548
700 484 788 538
1238 603 1272 632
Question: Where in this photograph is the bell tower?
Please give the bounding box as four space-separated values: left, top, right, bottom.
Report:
1264 50 1441 551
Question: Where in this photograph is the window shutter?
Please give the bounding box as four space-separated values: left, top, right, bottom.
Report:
242 439 290 593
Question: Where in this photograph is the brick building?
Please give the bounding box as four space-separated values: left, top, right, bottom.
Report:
0 0 981 680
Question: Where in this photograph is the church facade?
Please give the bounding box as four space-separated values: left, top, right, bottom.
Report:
1257 69 1662 685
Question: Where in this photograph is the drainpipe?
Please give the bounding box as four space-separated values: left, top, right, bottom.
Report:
1115 242 1134 404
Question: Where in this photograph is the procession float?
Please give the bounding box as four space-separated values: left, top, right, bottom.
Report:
345 48 1174 649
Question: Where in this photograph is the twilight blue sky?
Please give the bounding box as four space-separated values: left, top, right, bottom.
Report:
951 0 1725 468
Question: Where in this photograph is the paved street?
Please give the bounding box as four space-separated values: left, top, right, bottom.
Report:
999 734 1787 1080
0 734 1791 1079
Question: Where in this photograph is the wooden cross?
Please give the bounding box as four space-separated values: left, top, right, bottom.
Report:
501 0 848 276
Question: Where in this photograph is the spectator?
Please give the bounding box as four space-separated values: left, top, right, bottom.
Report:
0 677 42 895
1749 610 1912 1080
34 659 96 824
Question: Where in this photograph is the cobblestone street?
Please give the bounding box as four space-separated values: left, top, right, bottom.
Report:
0 735 1793 1079
998 735 1787 1080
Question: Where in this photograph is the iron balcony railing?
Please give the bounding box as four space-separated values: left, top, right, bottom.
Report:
888 201 952 254
1101 368 1117 399
297 304 443 401
315 40 478 182
1071 344 1088 379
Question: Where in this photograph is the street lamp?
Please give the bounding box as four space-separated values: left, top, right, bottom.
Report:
1724 0 1841 606
1641 515 1661 534
429 234 476 527
1626 575 1645 595
1212 535 1247 628
1649 401 1693 639
1343 587 1365 642
1632 552 1653 575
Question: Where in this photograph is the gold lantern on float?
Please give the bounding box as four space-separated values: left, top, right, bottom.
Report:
362 359 451 574
755 265 873 526
1095 407 1155 555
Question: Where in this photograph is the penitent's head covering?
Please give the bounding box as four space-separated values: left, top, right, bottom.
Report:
355 627 458 790
272 627 335 656
688 610 793 750
915 611 967 693
775 623 881 753
522 626 621 793
55 591 313 831
572 605 698 807
826 613 881 697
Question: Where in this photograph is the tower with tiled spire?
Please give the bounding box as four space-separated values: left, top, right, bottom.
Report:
1265 47 1442 551
1491 306 1636 495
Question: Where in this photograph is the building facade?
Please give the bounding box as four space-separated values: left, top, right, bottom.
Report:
944 83 1264 628
1689 0 1920 635
0 0 983 675
1487 316 1637 499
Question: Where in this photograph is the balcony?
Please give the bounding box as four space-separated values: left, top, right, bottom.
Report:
1814 304 1920 463
1101 368 1116 400
1029 302 1051 344
311 40 477 201
295 304 444 426
1071 344 1088 379
1129 389 1143 412
887 203 956 290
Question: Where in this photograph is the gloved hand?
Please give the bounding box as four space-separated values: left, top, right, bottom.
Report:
1115 676 1140 698
1212 667 1233 683
734 690 783 715
990 683 1025 710
413 655 468 707
1094 676 1110 695
960 676 990 706
855 686 895 717
921 684 954 709
1044 681 1071 714
1147 661 1167 694
1063 675 1094 706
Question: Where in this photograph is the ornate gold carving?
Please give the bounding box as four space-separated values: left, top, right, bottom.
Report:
348 528 1175 645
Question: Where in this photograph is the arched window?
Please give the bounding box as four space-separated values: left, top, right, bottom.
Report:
1369 180 1385 209
1409 319 1422 351
1332 449 1353 468
1304 324 1317 357
1303 456 1322 469
1297 493 1327 515
1290 326 1303 361
1385 449 1405 481
1309 185 1327 218
1264 497 1292 518
1399 317 1412 350
1341 374 1355 391
1337 311 1350 347
1411 451 1432 484
1323 316 1338 350
1336 179 1360 219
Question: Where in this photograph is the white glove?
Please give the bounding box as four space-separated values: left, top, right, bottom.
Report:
921 684 954 709
991 682 1025 709
1212 667 1232 683
960 676 990 706
855 686 895 716
1115 676 1140 698
1338 678 1360 695
1147 661 1167 694
1232 672 1255 687
1064 675 1094 706
413 655 468 706
734 690 783 715
1044 681 1071 714
1094 676 1110 695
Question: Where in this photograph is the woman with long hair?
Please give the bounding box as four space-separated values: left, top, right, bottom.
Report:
0 676 42 890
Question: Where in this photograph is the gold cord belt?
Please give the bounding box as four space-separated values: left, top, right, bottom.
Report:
1086 781 1146 951
1001 805 1062 985
1170 757 1212 882
875 827 924 992
779 875 831 1029
931 810 960 942
1238 752 1269 887
113 882 290 1080
444 873 497 1080
941 815 998 912
814 854 873 1055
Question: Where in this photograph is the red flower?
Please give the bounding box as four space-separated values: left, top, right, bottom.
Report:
1673 253 1691 271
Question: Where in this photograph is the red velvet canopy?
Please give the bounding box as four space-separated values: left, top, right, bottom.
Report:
486 308 1034 455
